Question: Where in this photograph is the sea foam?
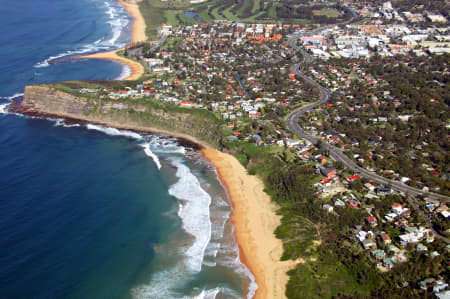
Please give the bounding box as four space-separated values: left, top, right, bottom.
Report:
0 103 9 114
147 136 186 155
131 157 213 298
3 93 24 101
86 124 142 139
169 157 212 273
140 143 162 170
115 63 132 80
53 119 80 128
34 0 130 69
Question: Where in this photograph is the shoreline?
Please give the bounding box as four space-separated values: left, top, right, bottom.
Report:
14 108 213 150
78 0 147 81
13 100 295 298
202 148 298 299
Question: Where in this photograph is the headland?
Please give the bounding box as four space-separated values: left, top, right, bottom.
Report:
14 82 294 298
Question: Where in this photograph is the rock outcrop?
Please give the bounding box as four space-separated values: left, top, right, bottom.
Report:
19 85 223 148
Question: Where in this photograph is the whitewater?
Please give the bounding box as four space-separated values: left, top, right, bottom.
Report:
0 0 255 295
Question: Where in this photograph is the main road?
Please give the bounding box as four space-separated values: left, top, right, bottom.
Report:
285 44 449 241
284 38 449 242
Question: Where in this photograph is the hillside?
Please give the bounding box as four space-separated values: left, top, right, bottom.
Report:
18 81 223 148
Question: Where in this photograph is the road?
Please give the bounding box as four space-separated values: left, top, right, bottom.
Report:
285 38 449 242
150 34 168 52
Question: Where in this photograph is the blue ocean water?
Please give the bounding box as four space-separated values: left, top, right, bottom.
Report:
0 0 254 298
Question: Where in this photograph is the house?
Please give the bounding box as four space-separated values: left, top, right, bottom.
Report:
375 187 391 195
419 278 436 290
440 210 450 219
346 174 361 182
320 167 336 178
399 226 430 246
334 199 345 207
416 243 428 252
179 101 196 108
364 183 375 191
364 193 379 201
371 249 386 260
394 250 408 263
392 203 409 216
433 283 449 294
363 239 377 250
248 111 261 118
256 139 264 146
366 216 378 226
317 156 327 164
379 233 392 244
388 244 400 253
286 139 301 148
347 199 359 209
300 151 313 160
385 213 398 222
323 204 334 212
383 257 396 270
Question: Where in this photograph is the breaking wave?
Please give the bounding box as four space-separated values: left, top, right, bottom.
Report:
170 157 212 273
86 124 142 139
0 102 9 114
34 0 130 69
131 157 213 298
140 143 162 170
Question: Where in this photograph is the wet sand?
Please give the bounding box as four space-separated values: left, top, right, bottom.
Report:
202 149 299 299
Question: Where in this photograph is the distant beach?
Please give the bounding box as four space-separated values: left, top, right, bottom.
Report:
79 0 147 80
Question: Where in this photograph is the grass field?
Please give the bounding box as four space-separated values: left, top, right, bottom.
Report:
312 8 341 18
139 0 166 39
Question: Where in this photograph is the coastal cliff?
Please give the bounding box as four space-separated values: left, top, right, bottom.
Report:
18 84 295 299
20 84 223 148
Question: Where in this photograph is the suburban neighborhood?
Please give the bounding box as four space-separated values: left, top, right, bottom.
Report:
65 0 449 297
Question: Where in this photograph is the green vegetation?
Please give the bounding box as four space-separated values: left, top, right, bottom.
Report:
226 141 373 298
185 0 350 24
139 0 168 39
226 133 449 298
47 80 224 147
319 54 450 196
312 8 341 18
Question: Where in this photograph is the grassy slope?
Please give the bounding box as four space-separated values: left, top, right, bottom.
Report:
46 81 224 147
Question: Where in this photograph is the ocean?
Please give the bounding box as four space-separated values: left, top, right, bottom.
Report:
0 0 254 298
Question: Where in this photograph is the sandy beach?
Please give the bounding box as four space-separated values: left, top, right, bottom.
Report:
78 0 147 80
78 50 144 80
118 0 147 43
17 93 297 297
202 149 299 299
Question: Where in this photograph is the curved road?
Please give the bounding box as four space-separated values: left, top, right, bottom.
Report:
285 42 449 242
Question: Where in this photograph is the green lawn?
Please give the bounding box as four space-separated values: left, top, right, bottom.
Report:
252 0 261 14
312 8 341 18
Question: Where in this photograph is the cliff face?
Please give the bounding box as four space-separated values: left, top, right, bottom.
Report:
21 85 222 148
23 85 90 115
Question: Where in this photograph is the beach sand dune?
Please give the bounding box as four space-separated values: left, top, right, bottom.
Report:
78 0 147 80
202 149 299 299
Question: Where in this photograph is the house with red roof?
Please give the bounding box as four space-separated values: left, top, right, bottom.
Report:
346 174 361 182
179 101 195 108
366 216 378 226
